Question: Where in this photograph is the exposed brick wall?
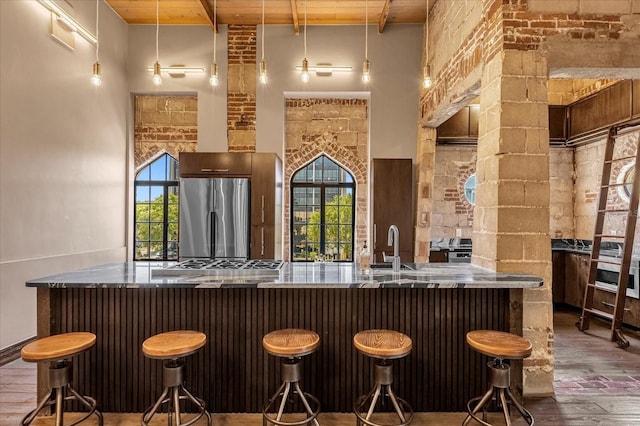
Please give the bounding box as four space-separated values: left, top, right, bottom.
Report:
283 98 368 262
134 95 197 168
420 0 634 124
227 25 257 153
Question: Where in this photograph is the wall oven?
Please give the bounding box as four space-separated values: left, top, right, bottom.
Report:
595 258 640 299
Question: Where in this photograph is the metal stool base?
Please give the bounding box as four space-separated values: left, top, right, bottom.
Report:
263 358 320 426
142 359 211 426
353 360 414 426
21 361 103 426
463 360 534 426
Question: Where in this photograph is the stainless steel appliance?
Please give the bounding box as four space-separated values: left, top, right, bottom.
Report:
448 238 472 263
179 178 250 259
153 258 283 277
595 255 640 299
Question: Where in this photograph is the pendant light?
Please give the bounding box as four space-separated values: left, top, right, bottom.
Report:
209 0 219 86
422 2 432 89
362 0 370 84
152 0 162 86
300 0 309 83
259 0 268 84
90 0 102 86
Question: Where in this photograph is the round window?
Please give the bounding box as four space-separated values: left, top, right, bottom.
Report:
616 163 634 203
464 174 476 205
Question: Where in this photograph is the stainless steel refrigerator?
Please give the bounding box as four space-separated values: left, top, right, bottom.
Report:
178 178 250 259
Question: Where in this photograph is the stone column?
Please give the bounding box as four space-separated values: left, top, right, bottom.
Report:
473 49 554 396
227 25 257 153
415 126 436 262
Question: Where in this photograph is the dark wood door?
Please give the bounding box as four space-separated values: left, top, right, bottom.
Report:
371 159 414 263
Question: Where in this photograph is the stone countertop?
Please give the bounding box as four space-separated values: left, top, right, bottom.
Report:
26 262 543 289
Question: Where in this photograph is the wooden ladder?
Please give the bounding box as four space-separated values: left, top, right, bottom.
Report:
576 126 638 349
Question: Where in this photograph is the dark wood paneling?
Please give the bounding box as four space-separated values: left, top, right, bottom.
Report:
179 152 252 177
250 153 282 259
569 81 633 138
437 108 470 139
48 287 509 413
549 106 567 142
371 159 414 260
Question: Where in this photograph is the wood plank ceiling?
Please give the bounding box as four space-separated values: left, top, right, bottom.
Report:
105 0 430 33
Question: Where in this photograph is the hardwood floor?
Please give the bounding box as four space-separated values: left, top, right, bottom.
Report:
1 308 639 425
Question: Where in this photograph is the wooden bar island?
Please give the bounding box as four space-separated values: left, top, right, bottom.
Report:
27 262 542 413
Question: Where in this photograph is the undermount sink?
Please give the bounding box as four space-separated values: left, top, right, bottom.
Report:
369 263 414 271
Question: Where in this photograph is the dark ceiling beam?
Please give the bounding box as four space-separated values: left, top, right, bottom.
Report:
290 0 300 35
199 0 218 33
378 0 392 33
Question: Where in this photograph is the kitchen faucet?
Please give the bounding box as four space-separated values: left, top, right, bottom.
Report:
383 225 401 272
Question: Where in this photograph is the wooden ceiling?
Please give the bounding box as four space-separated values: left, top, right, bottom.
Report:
105 0 430 33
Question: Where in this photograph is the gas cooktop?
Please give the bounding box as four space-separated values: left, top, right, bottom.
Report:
152 259 284 277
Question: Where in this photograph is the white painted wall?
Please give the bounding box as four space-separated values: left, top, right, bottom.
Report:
257 24 422 160
126 25 229 153
0 0 129 350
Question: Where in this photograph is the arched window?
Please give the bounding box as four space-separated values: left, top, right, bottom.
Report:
134 153 179 260
291 155 355 262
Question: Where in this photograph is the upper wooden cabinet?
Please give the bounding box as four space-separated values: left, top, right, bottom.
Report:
371 159 414 263
179 152 252 177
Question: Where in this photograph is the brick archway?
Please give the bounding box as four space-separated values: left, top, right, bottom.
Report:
284 98 369 261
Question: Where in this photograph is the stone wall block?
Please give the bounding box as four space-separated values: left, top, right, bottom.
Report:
498 154 549 181
524 234 552 261
348 118 368 133
164 98 185 111
496 234 524 260
633 0 640 13
501 102 545 127
525 128 550 154
527 0 579 13
337 132 358 146
171 112 198 126
497 180 526 206
524 181 551 207
141 96 158 111
312 104 341 119
580 0 633 14
228 129 256 148
497 207 550 233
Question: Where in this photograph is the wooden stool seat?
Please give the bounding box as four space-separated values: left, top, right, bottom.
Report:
466 330 532 360
262 328 320 357
353 329 412 359
21 332 96 363
142 330 207 359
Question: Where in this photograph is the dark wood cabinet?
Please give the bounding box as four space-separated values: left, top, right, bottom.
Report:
563 253 589 308
552 251 565 303
250 153 282 259
371 159 414 263
179 152 252 177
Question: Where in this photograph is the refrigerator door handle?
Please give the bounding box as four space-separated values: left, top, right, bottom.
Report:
210 211 217 259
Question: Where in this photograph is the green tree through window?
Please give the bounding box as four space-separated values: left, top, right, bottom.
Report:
291 155 355 262
134 153 179 260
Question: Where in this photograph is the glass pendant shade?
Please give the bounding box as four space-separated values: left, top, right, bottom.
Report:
301 58 310 83
152 61 162 86
259 59 268 84
209 63 219 86
362 59 370 83
91 61 102 87
423 65 432 89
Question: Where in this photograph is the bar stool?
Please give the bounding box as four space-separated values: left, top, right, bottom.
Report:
20 331 103 426
141 330 211 426
353 329 414 426
262 328 320 426
463 330 534 426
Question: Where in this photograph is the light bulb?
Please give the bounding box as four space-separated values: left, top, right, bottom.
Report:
362 59 370 84
259 59 268 84
152 61 162 86
423 65 432 89
301 58 310 83
209 63 219 86
91 62 102 87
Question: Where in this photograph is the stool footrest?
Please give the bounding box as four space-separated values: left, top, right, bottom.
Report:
263 381 320 426
354 384 414 426
142 384 211 426
21 385 103 426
